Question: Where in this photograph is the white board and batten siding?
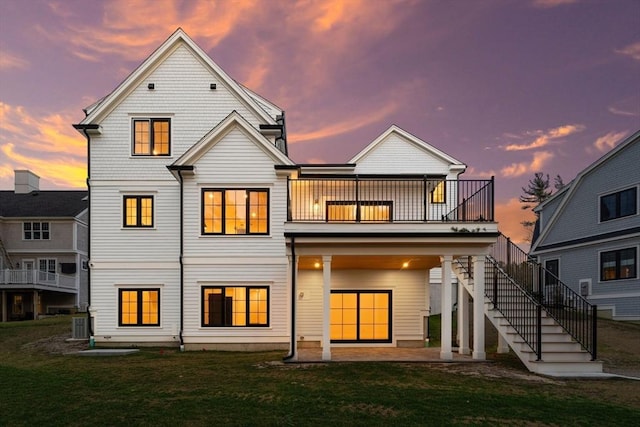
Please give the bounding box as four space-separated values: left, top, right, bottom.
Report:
90 44 266 182
89 44 278 344
178 125 290 344
182 263 289 345
90 267 181 344
354 133 454 177
296 270 429 345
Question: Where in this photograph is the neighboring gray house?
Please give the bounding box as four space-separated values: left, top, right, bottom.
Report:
531 130 640 321
0 170 88 321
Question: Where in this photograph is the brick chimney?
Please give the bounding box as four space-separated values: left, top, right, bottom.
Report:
14 170 40 194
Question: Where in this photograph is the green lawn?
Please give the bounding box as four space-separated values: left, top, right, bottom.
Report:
1 316 638 426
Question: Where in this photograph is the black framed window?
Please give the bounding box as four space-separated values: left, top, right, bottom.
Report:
326 201 393 222
545 259 559 286
23 222 50 240
600 187 637 221
119 289 160 326
601 248 637 281
202 286 269 327
123 196 154 227
430 180 446 204
132 118 170 156
330 290 392 343
202 189 269 235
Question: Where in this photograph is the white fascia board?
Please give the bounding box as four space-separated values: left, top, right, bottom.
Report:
171 111 294 168
349 124 466 168
79 28 276 126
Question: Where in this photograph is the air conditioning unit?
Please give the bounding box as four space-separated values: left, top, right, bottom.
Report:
72 317 88 339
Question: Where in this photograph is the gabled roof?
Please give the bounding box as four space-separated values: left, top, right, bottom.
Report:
531 129 640 253
0 191 88 218
349 125 466 169
77 28 277 127
169 111 294 172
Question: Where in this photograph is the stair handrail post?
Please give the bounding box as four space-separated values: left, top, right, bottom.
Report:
592 304 598 361
506 236 512 270
355 175 361 223
536 302 543 361
493 269 498 309
423 176 428 222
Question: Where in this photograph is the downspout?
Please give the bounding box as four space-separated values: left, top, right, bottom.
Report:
73 124 97 339
177 170 185 350
283 236 296 361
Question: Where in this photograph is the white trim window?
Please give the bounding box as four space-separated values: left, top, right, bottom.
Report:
24 222 50 240
600 187 637 222
600 247 637 281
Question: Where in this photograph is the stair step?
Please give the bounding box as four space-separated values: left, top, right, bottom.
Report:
526 351 594 363
530 360 603 375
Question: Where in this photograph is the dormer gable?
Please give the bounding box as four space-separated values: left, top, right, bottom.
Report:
168 111 294 180
349 125 466 176
76 28 278 129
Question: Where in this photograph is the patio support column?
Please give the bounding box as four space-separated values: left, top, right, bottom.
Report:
322 255 332 361
440 255 453 360
424 269 431 342
497 332 510 354
458 281 470 355
472 255 486 360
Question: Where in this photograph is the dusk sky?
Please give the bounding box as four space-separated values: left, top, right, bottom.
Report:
1 0 639 243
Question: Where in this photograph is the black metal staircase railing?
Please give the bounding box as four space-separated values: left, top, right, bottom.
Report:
456 256 543 359
489 233 597 360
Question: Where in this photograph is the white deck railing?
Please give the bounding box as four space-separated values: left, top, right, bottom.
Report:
0 269 77 290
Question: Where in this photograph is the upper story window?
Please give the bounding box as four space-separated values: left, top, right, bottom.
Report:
600 187 637 222
39 258 56 273
24 222 50 240
132 118 170 156
202 189 269 235
430 180 446 204
600 247 637 281
123 196 154 228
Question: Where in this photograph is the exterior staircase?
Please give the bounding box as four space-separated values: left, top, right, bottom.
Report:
452 235 602 376
0 237 13 269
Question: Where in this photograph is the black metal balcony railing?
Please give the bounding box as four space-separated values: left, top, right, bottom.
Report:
287 177 494 223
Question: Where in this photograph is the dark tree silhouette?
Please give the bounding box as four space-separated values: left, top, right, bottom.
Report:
520 172 563 242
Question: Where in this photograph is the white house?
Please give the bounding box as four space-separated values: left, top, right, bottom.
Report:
531 131 640 321
74 29 602 375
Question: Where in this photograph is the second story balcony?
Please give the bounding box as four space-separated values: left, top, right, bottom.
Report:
287 177 495 231
1 269 77 292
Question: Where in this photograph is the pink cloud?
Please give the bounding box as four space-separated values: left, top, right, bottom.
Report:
504 124 584 151
501 151 553 177
0 50 29 70
591 130 628 153
0 102 86 189
615 41 640 61
531 0 578 8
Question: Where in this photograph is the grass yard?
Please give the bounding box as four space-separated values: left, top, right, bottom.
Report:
1 316 639 426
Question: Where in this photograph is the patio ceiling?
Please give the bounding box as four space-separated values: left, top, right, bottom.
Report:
297 255 442 270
